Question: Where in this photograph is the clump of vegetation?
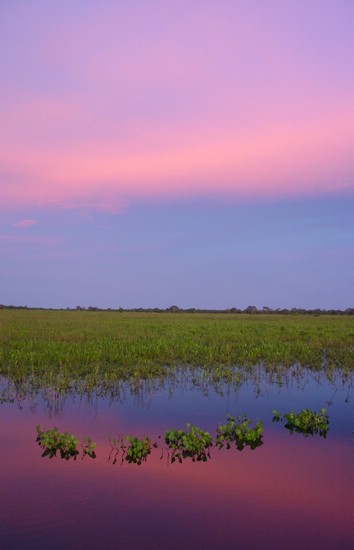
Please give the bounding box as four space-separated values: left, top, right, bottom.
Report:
165 424 213 463
216 414 264 450
36 425 80 460
81 436 97 459
35 407 333 466
122 435 154 465
36 425 97 459
108 435 155 465
272 408 329 437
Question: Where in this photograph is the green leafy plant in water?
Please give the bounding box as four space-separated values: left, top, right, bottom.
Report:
165 423 213 463
272 408 329 437
216 414 264 450
81 436 97 459
36 425 80 460
122 435 154 465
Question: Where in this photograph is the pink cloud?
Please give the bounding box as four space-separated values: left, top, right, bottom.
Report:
1 102 353 213
13 219 37 228
1 1 353 213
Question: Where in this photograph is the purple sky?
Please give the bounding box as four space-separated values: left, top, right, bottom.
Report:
1 1 353 309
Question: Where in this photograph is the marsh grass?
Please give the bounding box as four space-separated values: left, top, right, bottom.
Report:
1 310 353 395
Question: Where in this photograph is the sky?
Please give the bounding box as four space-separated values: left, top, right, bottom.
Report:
1 0 353 310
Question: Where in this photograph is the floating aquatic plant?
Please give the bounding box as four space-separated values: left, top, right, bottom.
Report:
272 408 329 437
216 414 264 450
108 435 156 465
123 435 155 465
36 425 97 459
165 424 213 463
36 425 80 460
81 436 97 459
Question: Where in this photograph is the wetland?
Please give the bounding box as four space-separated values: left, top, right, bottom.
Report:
0 310 353 549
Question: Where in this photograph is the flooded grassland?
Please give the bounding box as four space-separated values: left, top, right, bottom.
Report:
0 310 353 549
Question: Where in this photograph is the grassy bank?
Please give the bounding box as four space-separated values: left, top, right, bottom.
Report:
1 310 353 390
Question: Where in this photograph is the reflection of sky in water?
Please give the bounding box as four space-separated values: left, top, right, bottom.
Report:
0 370 353 549
2 368 351 435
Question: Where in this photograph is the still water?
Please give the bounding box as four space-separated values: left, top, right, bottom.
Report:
0 370 353 550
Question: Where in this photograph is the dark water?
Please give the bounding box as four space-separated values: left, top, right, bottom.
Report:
0 370 353 550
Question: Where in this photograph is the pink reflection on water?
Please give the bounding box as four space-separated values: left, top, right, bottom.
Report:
0 406 353 549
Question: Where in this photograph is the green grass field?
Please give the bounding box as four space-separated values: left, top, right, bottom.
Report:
1 310 353 393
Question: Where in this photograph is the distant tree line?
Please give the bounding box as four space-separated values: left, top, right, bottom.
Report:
0 304 353 315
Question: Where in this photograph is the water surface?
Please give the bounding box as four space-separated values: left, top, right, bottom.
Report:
1 370 353 549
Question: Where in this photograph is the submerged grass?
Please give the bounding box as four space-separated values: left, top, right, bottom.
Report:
0 310 353 393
